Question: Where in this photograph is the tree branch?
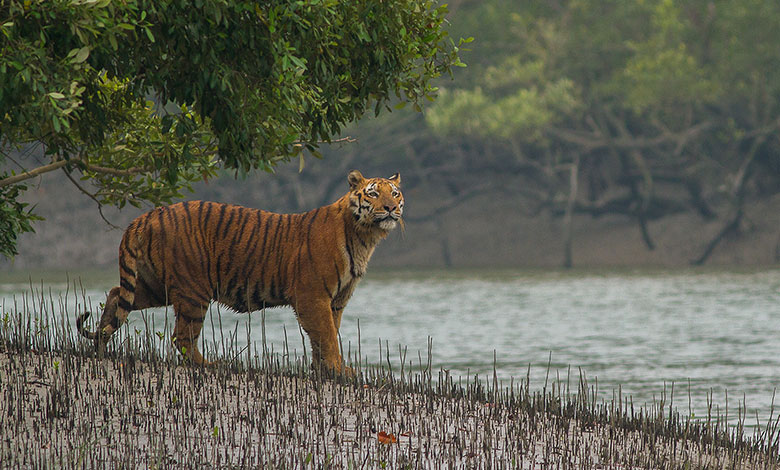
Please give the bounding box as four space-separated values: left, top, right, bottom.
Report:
0 159 68 188
81 162 146 177
0 154 151 188
692 134 768 265
546 120 715 153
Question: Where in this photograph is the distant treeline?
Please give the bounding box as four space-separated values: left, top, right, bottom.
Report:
327 0 780 266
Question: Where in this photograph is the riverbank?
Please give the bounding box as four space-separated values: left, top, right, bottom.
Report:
1 336 778 468
2 168 779 271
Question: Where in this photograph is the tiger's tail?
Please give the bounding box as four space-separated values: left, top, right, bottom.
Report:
76 311 97 340
76 236 139 345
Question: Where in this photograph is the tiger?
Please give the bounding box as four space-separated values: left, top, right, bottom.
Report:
77 170 404 374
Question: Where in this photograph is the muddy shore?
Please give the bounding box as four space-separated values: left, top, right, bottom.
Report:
1 344 778 469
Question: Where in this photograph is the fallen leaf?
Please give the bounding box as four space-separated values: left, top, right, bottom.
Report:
377 431 397 444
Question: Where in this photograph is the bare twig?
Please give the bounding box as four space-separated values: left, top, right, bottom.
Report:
61 168 121 230
293 136 357 147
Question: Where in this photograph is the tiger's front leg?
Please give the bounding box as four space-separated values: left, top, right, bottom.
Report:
294 296 353 376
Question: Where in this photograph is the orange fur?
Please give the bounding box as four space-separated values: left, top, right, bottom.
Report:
77 170 404 373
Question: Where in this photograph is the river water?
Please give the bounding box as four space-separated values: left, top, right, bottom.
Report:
2 268 779 427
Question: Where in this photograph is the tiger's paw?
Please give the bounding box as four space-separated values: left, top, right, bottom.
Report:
313 361 356 380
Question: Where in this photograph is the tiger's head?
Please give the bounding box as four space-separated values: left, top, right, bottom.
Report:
347 170 404 231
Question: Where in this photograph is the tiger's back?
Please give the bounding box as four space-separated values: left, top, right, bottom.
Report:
127 201 319 312
77 170 404 373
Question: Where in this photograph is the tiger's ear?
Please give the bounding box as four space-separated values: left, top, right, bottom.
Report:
388 172 401 186
348 170 365 189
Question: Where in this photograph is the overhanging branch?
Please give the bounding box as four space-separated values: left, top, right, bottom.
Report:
0 156 147 188
0 159 68 188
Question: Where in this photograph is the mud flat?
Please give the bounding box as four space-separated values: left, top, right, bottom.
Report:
1 298 779 468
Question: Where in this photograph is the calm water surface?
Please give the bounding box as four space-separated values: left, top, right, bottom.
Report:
2 268 779 425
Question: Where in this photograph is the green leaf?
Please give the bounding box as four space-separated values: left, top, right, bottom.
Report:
72 47 90 64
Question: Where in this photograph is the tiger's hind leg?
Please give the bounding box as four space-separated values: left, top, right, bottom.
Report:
171 297 212 366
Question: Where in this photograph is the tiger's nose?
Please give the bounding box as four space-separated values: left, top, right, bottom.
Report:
384 204 396 212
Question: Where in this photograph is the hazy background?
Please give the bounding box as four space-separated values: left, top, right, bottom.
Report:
3 0 780 271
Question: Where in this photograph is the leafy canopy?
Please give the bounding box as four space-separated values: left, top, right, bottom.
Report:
0 0 464 258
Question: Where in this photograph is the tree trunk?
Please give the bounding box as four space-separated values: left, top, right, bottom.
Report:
692 134 766 265
563 156 580 269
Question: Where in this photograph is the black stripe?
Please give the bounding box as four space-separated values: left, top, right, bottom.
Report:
167 205 179 233
118 297 133 312
119 258 134 277
258 214 278 293
306 208 321 234
156 207 167 238
273 214 286 252
214 204 228 239
356 232 368 248
202 201 214 228
176 291 209 309
220 206 237 240
344 225 356 277
144 218 157 269
334 262 342 294
236 208 251 238
275 215 290 289
305 236 316 269
268 214 284 259
251 284 264 310
268 277 276 301
234 285 247 312
119 230 131 254
239 212 264 281
120 277 135 293
200 202 216 292
323 278 333 299
216 226 241 297
215 254 222 297
225 272 240 300
180 202 201 259
225 211 247 272
213 207 240 292
171 270 204 298
259 212 272 250
182 201 194 230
